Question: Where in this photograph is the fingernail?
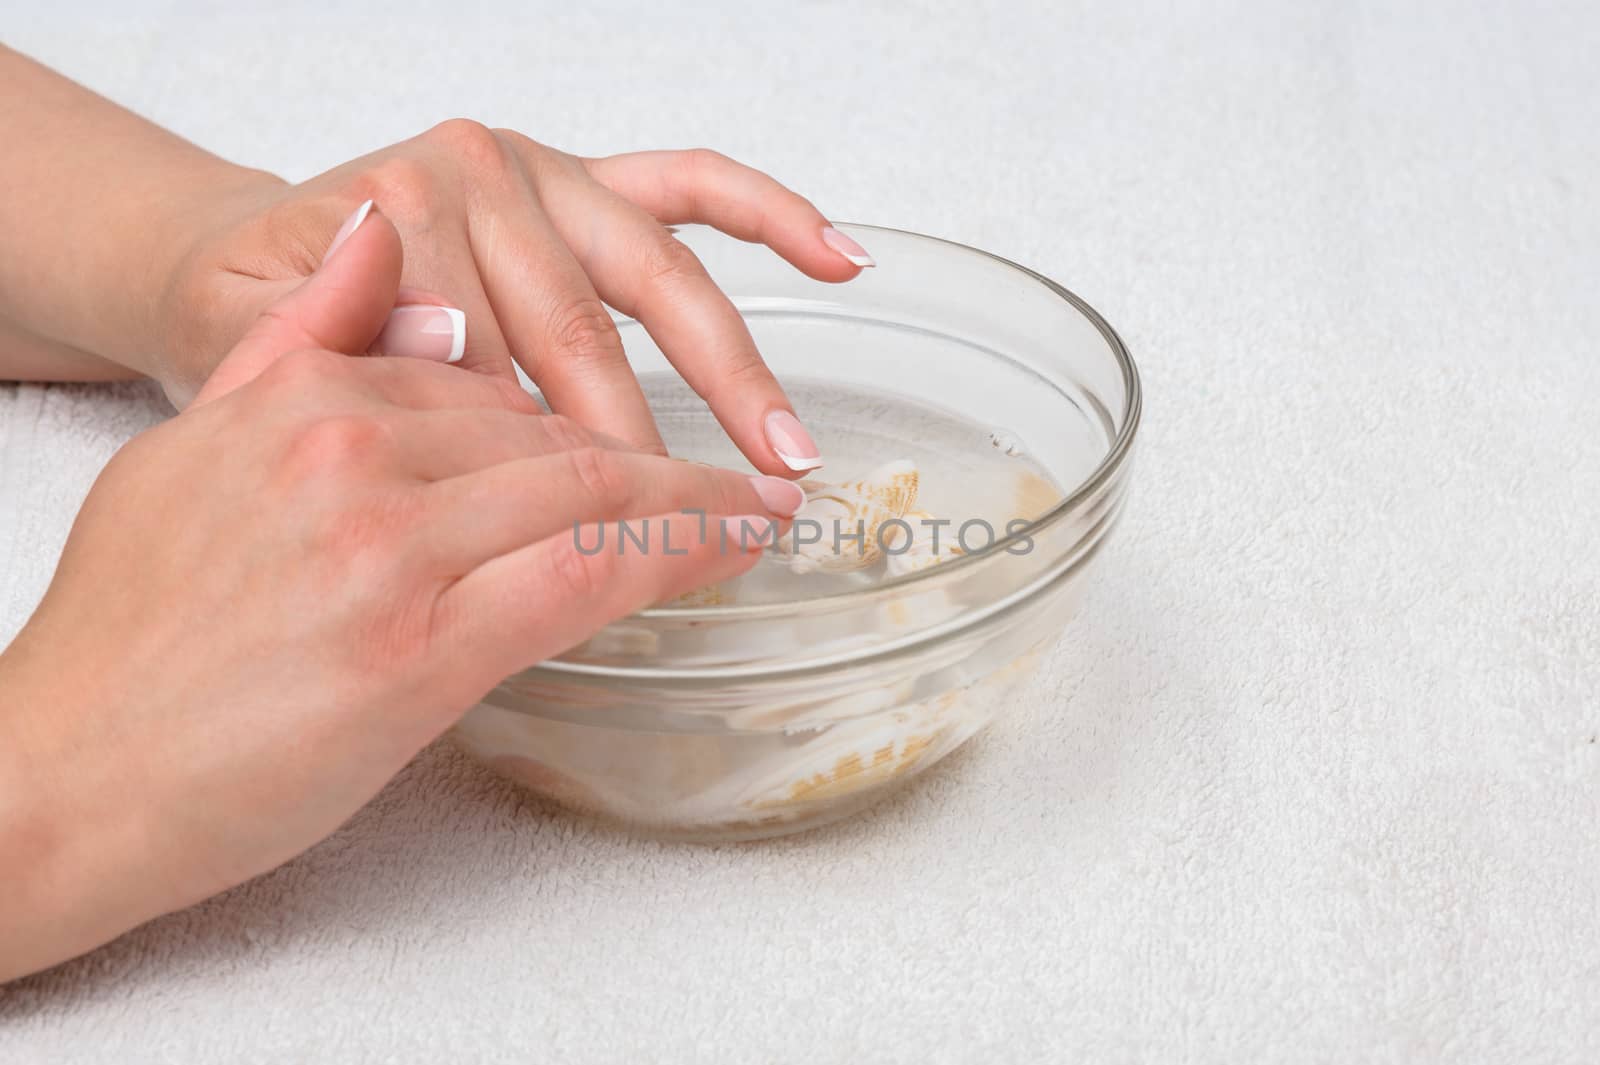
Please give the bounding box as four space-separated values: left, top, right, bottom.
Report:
821 226 875 268
323 199 375 265
764 410 824 472
375 305 467 363
749 475 807 517
721 515 777 552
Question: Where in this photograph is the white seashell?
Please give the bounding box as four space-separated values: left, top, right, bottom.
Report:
764 652 1046 808
882 509 964 578
455 646 1048 834
730 678 1004 815
776 459 920 573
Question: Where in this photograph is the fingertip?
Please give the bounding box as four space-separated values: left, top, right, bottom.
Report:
762 409 824 475
793 256 865 285
322 198 374 264
319 201 404 294
748 474 807 517
374 304 468 363
766 220 870 284
819 225 875 273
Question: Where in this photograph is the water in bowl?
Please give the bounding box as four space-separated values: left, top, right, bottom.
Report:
640 372 1081 605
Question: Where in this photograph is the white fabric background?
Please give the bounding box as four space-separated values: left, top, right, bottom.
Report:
2 2 1597 1061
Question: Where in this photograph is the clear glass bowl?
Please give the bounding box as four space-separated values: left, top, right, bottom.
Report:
450 224 1142 841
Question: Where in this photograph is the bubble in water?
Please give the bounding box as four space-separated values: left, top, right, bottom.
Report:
988 429 1025 457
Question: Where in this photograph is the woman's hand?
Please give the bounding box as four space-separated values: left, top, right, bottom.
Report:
0 54 860 469
158 122 871 473
0 208 799 982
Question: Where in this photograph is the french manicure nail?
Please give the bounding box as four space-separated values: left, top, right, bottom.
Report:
375 305 467 363
764 410 824 472
721 514 776 551
821 226 875 268
749 474 807 517
322 199 374 265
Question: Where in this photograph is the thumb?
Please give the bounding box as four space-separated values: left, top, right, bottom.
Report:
193 200 403 406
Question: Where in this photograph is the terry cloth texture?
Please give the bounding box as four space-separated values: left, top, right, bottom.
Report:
2 2 1597 1061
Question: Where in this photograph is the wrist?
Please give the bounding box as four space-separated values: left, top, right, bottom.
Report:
7 152 285 386
0 47 289 391
139 164 289 394
0 639 163 980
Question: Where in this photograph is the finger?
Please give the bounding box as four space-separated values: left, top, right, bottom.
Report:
369 304 465 364
328 355 543 414
368 285 471 364
212 289 476 370
533 171 823 477
417 447 802 572
580 148 872 280
429 510 768 687
384 408 640 480
466 150 666 454
385 231 516 379
183 214 483 407
194 200 403 405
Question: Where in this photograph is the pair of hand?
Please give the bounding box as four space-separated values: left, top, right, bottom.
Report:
157 122 873 471
1 134 848 979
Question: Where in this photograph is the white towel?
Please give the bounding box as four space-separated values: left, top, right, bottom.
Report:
2 2 1597 1061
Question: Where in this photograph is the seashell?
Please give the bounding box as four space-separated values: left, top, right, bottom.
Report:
732 679 998 814
883 509 964 579
740 712 956 812
453 645 1048 833
776 459 920 573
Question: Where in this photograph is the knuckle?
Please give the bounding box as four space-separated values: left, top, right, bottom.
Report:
720 355 771 388
547 540 609 601
489 126 537 150
566 446 628 507
641 234 706 289
551 298 623 361
301 413 385 459
538 413 592 453
279 412 388 480
701 355 771 410
425 118 507 171
682 147 730 177
493 377 542 414
489 127 570 172
352 156 439 222
711 469 757 515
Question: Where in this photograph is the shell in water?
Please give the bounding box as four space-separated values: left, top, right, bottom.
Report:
883 508 964 578
778 460 920 573
732 674 1007 816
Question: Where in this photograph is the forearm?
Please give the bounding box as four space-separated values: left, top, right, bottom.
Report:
0 45 283 381
0 315 142 383
0 639 147 982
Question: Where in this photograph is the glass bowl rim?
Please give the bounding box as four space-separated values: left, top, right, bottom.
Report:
618 221 1143 622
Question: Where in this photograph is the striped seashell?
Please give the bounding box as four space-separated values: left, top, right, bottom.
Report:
734 681 997 816
778 459 920 573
